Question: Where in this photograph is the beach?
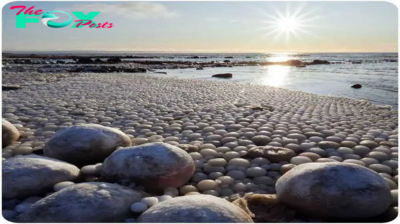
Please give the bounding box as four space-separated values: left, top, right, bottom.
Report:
2 1 398 222
3 52 398 108
2 64 398 222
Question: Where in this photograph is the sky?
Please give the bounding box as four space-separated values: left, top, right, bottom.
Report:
2 1 398 53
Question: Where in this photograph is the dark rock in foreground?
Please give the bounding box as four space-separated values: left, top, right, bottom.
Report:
101 143 195 192
276 162 392 221
351 84 362 88
21 182 141 222
3 155 80 199
138 195 253 222
43 124 132 166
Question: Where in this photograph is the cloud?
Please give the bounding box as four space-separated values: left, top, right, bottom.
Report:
63 2 178 19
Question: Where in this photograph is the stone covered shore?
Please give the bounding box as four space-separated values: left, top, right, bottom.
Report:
2 71 398 222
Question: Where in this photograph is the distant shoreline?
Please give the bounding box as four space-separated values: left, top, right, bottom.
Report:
2 51 398 57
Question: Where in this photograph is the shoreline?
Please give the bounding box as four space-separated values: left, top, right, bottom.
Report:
2 72 398 222
2 70 397 111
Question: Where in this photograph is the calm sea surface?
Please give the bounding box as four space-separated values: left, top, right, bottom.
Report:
142 53 398 109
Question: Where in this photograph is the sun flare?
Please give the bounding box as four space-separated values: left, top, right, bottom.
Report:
248 3 320 42
277 17 299 32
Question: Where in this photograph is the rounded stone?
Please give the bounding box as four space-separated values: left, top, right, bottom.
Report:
281 164 296 174
197 180 218 191
318 141 340 149
43 124 132 166
360 140 379 149
226 170 246 180
53 181 75 192
101 143 195 192
21 182 141 222
391 190 398 206
2 119 20 148
315 158 338 163
382 160 398 169
366 151 390 162
179 185 198 195
137 195 253 222
298 152 321 161
247 146 295 163
276 162 392 220
385 178 398 190
353 145 371 156
341 154 361 160
361 157 380 166
336 147 354 155
343 159 366 167
368 164 392 174
131 202 148 213
340 141 357 148
251 135 272 146
246 167 267 177
290 156 312 165
3 155 80 199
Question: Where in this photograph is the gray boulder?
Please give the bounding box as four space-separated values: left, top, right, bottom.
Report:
138 195 253 222
276 162 392 220
43 124 132 166
3 155 80 199
2 119 20 148
21 182 141 222
101 143 195 192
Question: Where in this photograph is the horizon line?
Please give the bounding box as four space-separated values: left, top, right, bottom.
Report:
3 50 399 54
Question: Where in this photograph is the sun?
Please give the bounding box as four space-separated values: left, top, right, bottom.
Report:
244 2 320 42
277 17 299 32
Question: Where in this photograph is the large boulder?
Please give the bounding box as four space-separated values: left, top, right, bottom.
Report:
21 182 141 222
101 143 195 192
43 124 132 166
3 155 80 199
2 119 20 148
138 195 253 222
276 162 392 220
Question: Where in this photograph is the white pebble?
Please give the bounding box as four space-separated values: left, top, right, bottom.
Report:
53 181 75 191
290 156 312 165
157 195 173 202
163 187 179 197
140 197 159 207
197 179 219 191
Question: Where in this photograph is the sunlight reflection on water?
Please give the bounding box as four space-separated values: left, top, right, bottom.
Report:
267 54 292 62
261 65 290 87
